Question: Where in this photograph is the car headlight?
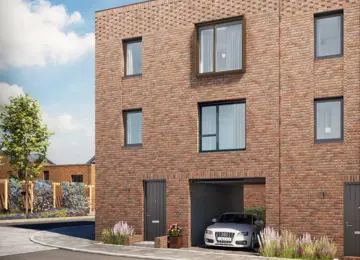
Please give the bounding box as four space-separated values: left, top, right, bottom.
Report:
205 230 213 235
238 232 248 236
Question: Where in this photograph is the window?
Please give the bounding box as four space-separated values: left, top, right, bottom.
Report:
124 38 142 76
315 97 343 142
315 11 343 59
200 101 246 152
124 110 142 146
197 16 244 74
72 175 83 183
44 171 49 181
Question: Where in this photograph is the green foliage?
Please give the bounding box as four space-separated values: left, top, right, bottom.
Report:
0 208 88 220
0 94 54 180
33 180 53 212
260 228 337 260
314 236 337 260
61 182 87 209
168 224 182 237
244 206 266 223
280 230 299 258
101 229 127 245
9 178 22 211
260 226 281 257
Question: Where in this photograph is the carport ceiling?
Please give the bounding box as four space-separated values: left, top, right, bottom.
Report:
190 178 265 185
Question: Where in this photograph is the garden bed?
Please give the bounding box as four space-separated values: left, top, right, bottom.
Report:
0 208 88 220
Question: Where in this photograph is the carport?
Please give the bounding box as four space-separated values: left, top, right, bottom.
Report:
190 178 265 246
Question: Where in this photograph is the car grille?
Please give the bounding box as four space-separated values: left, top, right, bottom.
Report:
215 232 235 244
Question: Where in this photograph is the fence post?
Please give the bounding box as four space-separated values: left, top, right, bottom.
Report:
53 183 56 208
4 179 8 210
30 182 34 213
89 185 92 212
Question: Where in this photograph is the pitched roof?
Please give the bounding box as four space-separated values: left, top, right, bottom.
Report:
87 155 95 164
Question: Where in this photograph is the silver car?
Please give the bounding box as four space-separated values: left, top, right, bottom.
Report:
204 212 263 249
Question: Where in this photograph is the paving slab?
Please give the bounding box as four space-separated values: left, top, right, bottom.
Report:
30 225 272 260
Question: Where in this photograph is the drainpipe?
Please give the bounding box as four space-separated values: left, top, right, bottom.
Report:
278 0 282 233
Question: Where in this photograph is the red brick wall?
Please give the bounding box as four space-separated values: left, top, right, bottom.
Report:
279 1 360 256
95 0 360 254
244 184 266 208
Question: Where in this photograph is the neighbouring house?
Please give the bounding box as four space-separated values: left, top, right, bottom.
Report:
0 154 96 210
0 153 55 180
0 154 95 185
95 0 360 257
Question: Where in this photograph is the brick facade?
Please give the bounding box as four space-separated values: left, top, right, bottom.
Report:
95 0 360 255
244 184 266 208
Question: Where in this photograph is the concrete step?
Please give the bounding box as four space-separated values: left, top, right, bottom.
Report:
133 241 155 248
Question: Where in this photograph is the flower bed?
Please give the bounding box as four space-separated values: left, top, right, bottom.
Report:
0 208 88 220
102 221 136 245
259 227 337 260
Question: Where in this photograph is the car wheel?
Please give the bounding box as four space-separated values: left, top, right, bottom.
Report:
250 233 256 250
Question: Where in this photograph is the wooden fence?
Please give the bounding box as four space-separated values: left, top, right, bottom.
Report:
0 179 94 212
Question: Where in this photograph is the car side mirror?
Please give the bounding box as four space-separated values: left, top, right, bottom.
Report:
254 220 264 226
212 218 217 223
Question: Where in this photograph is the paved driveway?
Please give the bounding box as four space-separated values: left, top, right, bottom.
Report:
0 226 54 257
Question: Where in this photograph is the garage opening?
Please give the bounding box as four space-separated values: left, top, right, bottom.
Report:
190 178 266 247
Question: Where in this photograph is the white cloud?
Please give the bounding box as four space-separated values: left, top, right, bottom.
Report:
42 111 94 137
42 112 95 164
0 82 94 164
0 0 94 69
0 82 25 105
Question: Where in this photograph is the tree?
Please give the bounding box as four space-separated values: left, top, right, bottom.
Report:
0 94 54 213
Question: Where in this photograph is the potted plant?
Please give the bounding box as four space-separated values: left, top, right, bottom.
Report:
168 223 182 248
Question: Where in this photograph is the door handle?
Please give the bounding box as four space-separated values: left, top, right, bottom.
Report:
146 213 150 217
345 222 352 227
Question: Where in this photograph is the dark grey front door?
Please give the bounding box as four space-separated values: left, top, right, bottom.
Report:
144 181 166 241
344 184 360 256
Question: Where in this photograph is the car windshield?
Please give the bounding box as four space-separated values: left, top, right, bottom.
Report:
217 214 253 224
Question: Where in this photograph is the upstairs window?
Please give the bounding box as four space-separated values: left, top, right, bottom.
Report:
315 97 343 143
124 38 142 76
124 109 142 146
44 171 49 181
315 11 343 59
197 16 244 75
200 101 246 152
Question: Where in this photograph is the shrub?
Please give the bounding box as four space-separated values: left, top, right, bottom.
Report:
61 182 87 209
9 178 22 211
260 229 337 260
113 221 135 237
33 180 53 212
299 233 316 259
314 236 337 260
259 226 281 257
102 229 127 245
102 221 135 245
280 230 299 259
244 206 266 223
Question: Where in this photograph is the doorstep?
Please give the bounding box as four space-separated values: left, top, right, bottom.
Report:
133 241 155 248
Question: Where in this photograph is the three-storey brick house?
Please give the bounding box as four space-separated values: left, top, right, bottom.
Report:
95 0 360 256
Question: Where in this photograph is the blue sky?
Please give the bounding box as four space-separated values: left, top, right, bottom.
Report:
0 0 144 164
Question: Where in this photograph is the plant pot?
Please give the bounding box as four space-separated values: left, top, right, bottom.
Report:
168 235 182 248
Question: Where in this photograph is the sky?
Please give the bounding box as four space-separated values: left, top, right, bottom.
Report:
0 0 145 164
